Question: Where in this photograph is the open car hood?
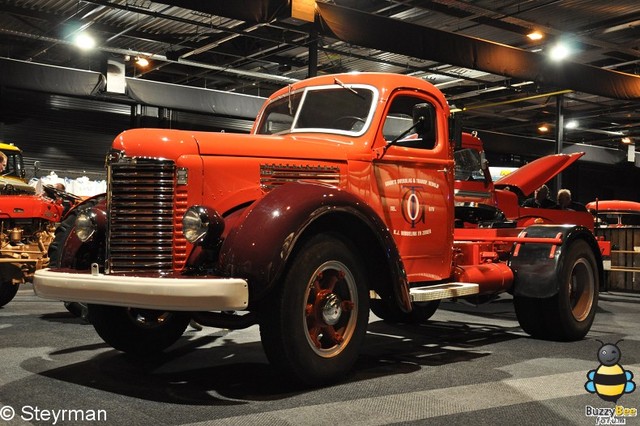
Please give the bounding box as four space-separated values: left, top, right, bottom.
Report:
494 152 584 197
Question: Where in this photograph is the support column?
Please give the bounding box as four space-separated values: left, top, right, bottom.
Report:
554 94 564 193
308 22 318 78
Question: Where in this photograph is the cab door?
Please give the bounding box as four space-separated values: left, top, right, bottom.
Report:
373 93 454 282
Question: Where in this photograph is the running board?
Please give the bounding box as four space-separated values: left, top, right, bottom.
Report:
409 283 479 302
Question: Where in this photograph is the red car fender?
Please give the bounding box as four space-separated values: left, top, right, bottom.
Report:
217 181 411 310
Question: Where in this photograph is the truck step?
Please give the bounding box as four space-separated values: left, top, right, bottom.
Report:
409 282 479 302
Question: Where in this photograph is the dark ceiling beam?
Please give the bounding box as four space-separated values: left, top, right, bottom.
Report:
157 0 291 24
316 3 640 100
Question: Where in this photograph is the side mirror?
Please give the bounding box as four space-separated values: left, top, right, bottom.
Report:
412 103 434 139
412 103 435 135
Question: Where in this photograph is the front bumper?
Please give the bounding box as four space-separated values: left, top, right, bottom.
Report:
33 268 249 311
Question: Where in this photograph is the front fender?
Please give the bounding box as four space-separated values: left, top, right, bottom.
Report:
509 224 603 298
218 181 410 309
57 194 107 268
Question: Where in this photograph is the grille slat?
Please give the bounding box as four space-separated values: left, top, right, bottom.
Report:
108 158 176 274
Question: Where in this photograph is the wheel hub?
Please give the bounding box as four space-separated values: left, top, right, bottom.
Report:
321 293 342 325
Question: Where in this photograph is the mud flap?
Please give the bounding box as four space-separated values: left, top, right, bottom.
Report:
508 224 602 299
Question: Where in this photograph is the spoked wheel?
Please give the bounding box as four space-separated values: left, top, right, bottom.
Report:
514 239 598 341
88 304 190 355
304 260 359 358
259 233 369 386
567 257 596 323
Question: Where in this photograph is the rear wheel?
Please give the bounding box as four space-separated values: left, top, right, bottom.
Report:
514 239 598 341
371 299 440 324
259 233 369 386
88 304 190 355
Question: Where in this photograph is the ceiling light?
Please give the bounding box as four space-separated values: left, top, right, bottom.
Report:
74 33 96 50
622 137 632 144
135 57 149 67
565 120 579 129
549 43 571 61
527 31 543 41
538 125 549 132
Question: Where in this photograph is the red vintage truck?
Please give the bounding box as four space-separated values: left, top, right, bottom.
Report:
34 73 603 386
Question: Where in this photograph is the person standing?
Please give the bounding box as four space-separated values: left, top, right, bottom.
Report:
522 184 556 208
556 188 587 211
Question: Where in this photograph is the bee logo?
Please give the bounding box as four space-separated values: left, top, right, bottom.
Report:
585 339 636 403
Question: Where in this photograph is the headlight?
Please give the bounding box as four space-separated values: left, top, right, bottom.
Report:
75 210 97 242
182 206 224 245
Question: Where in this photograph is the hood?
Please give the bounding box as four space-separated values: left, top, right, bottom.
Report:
0 175 35 195
195 132 358 160
114 129 359 162
494 152 584 197
586 200 640 213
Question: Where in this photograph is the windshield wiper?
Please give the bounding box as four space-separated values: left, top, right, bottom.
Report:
334 78 365 100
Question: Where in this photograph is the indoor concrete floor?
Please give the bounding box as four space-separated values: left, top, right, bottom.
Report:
1 284 639 425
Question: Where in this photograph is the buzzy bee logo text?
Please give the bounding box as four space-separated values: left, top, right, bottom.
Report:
584 340 637 425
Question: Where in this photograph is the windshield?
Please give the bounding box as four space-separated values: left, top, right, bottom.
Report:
597 213 640 227
1 150 25 179
454 148 485 181
256 84 376 136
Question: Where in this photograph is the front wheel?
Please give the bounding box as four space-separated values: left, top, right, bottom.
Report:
88 304 190 355
258 233 369 386
514 239 599 341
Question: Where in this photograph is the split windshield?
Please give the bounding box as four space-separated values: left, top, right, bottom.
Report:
256 84 376 136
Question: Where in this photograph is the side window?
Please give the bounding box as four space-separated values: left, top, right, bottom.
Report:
382 95 436 149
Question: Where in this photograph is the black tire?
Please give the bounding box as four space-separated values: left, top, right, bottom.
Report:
48 199 99 317
371 299 440 324
258 233 369 386
88 304 190 355
0 264 21 307
514 239 599 341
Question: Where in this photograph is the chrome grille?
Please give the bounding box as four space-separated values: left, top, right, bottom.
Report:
108 158 175 273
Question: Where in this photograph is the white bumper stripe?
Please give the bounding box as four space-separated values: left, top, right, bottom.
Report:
33 268 249 311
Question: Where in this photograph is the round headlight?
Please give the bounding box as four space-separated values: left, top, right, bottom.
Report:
183 207 209 243
182 206 224 245
75 210 97 242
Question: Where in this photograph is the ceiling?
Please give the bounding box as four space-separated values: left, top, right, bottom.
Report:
1 0 639 152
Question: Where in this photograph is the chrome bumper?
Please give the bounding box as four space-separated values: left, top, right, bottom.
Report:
33 268 249 311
